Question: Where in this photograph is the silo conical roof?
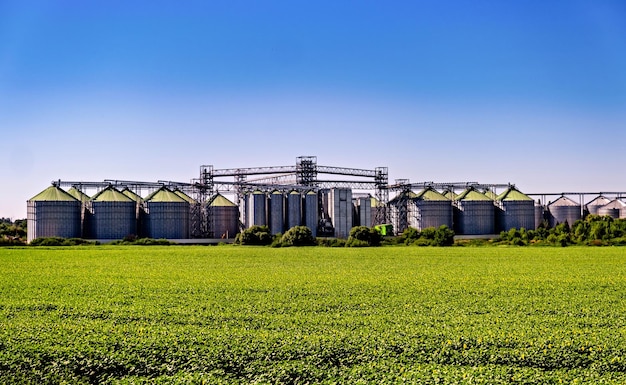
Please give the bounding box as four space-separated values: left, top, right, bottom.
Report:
210 193 236 207
122 188 143 202
92 186 133 202
67 187 90 202
442 190 458 200
587 195 611 207
483 190 498 200
414 187 449 201
497 187 533 201
456 187 492 201
600 199 626 210
389 190 418 204
174 189 197 204
145 187 186 203
29 185 78 202
370 196 379 207
548 196 579 207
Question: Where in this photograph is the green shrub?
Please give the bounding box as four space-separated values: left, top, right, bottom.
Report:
347 226 381 247
235 225 274 246
281 226 316 247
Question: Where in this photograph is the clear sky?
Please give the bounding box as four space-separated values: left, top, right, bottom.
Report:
1 0 625 220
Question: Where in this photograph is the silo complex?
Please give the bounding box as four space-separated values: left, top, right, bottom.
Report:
586 196 611 216
304 191 318 237
27 185 82 243
209 194 239 238
144 187 189 239
454 188 495 235
597 199 626 219
413 187 453 231
287 191 302 229
248 191 267 227
329 188 353 238
89 186 136 239
269 191 285 235
496 187 535 232
547 196 581 227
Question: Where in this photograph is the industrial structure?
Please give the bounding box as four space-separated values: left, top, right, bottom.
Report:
27 156 626 242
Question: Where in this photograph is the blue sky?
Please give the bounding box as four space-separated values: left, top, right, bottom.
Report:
1 0 625 219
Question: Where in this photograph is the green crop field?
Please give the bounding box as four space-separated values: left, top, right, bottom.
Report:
1 246 625 384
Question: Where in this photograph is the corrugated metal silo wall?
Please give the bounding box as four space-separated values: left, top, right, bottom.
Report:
597 207 621 219
498 201 535 232
329 188 353 238
145 202 189 239
416 200 453 231
548 206 581 227
304 193 318 237
287 193 302 230
211 206 239 239
269 193 284 235
248 193 267 227
454 201 495 235
27 201 81 243
90 201 137 240
534 204 545 229
358 197 372 227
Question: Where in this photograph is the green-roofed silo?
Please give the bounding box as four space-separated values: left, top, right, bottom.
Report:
413 187 453 231
209 193 239 239
67 187 90 237
287 190 302 229
144 187 189 239
174 189 200 237
454 187 495 235
27 185 82 243
547 196 581 227
121 188 145 237
304 190 318 237
495 187 535 232
89 186 137 240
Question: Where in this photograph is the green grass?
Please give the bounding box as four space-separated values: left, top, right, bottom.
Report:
1 246 626 384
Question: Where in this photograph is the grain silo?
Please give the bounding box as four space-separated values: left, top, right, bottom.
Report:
413 187 453 231
269 190 285 235
248 190 267 227
67 187 90 237
27 185 81 243
122 188 145 237
89 186 136 240
547 196 581 227
534 201 545 229
496 187 535 232
286 191 302 230
174 189 200 237
597 199 626 219
143 187 189 239
304 191 318 237
357 196 372 227
586 195 612 216
454 187 495 235
328 188 353 238
209 193 239 239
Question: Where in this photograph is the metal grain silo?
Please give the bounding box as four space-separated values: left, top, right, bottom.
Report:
269 190 285 235
122 188 145 237
174 189 200 237
144 187 189 239
495 187 535 232
358 196 372 227
454 187 495 235
586 195 611 216
534 201 545 229
413 187 453 231
286 191 302 230
547 196 581 227
597 199 626 219
304 191 318 237
248 190 267 227
329 188 353 238
89 186 136 240
27 185 81 243
209 193 239 239
67 187 90 237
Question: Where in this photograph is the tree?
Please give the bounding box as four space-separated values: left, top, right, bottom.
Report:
346 226 382 247
281 226 316 246
235 225 273 246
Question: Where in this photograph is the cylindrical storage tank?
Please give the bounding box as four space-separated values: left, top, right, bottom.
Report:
534 201 545 229
304 191 318 237
454 187 495 235
174 189 199 237
413 187 453 231
27 185 81 243
248 190 267 227
597 199 626 219
286 191 302 230
328 188 353 238
496 187 535 232
67 187 90 237
90 186 136 240
586 195 612 216
547 196 582 227
209 193 239 239
269 190 285 235
144 187 189 239
358 196 372 227
122 188 145 237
